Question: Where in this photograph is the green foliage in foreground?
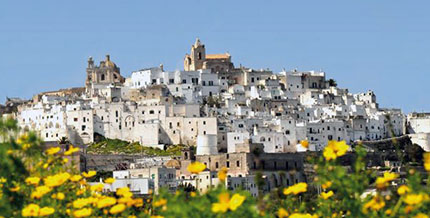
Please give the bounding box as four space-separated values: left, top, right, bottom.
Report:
86 138 186 156
2 118 430 218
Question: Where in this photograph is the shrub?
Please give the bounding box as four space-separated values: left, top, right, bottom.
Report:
1 118 430 217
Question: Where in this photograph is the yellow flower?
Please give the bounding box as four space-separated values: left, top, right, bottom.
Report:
97 197 117 208
132 198 144 207
229 193 246 211
153 198 167 207
321 191 334 200
375 172 398 189
23 143 31 150
73 208 92 218
300 140 309 148
128 216 137 218
323 141 349 161
117 187 133 198
211 192 230 213
76 189 85 196
22 204 40 217
150 216 164 218
64 145 79 155
283 182 308 195
90 183 104 192
211 193 246 213
25 177 40 186
321 181 332 189
363 195 385 211
187 161 206 174
289 213 318 218
44 172 71 187
104 177 115 184
39 207 55 217
397 185 410 195
70 175 82 182
73 198 92 209
52 192 65 200
415 213 429 218
62 158 69 164
218 167 228 182
10 186 20 192
404 194 424 205
16 134 26 144
190 192 197 197
278 208 289 218
424 153 430 171
82 171 96 178
110 204 126 214
46 147 60 155
31 186 52 199
385 209 392 215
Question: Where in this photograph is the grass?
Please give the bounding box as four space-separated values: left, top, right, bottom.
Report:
86 138 186 156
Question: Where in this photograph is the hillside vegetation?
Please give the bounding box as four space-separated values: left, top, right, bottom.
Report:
2 118 430 217
86 138 185 156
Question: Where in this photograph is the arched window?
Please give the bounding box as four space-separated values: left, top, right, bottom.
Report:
101 74 105 81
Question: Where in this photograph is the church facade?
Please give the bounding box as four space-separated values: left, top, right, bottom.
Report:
85 55 125 96
184 38 234 73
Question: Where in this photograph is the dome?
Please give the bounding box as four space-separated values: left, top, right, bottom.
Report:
104 54 116 68
165 159 181 169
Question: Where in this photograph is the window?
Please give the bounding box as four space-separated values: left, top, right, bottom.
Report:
226 161 230 168
149 110 154 114
115 111 119 117
236 161 240 167
169 79 174 83
101 74 105 81
74 118 78 122
215 162 219 168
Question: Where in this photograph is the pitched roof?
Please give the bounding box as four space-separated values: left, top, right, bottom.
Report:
205 53 230 59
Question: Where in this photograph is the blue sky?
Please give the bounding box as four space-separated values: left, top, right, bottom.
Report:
0 1 429 112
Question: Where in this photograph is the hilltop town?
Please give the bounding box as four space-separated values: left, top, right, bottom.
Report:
1 38 429 195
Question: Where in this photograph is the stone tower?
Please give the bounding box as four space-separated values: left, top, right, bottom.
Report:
183 38 234 72
184 38 206 71
85 55 124 96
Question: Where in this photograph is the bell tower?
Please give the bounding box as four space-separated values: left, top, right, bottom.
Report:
184 38 206 71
